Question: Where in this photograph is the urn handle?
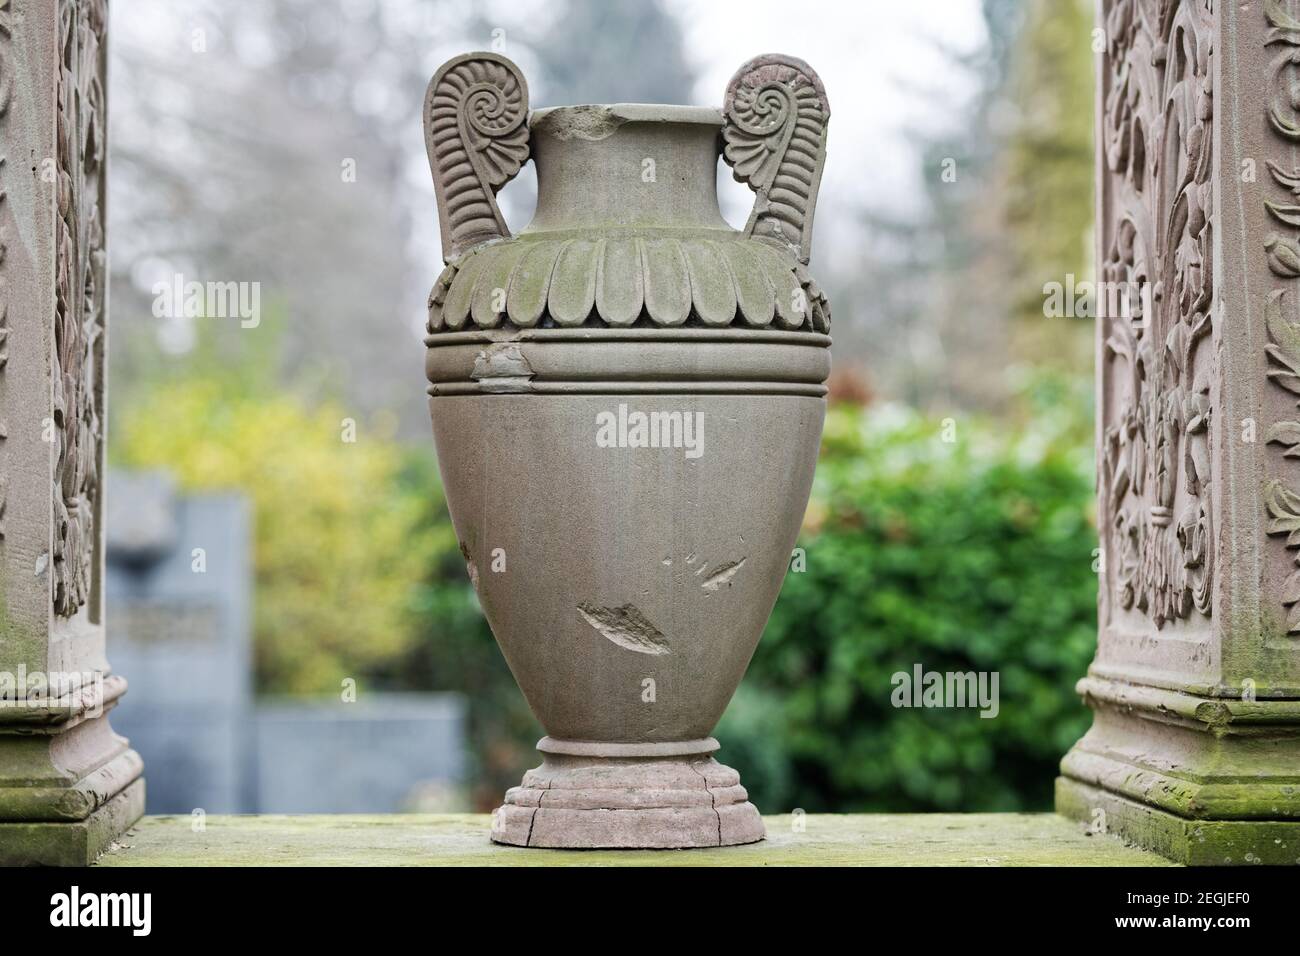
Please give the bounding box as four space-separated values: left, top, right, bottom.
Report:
424 52 531 263
722 54 830 265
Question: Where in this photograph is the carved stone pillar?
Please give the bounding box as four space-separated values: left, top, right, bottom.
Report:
0 0 144 865
1057 0 1300 865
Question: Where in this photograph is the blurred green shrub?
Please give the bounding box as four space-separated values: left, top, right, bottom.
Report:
720 372 1098 813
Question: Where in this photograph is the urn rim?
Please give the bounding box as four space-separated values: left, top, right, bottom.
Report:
530 103 723 134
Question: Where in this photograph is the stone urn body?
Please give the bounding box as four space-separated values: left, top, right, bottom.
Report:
423 53 831 848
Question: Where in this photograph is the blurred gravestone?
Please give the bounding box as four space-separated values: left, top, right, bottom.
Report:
253 695 465 813
107 470 468 813
105 470 253 814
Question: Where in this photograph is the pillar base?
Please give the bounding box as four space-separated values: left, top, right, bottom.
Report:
0 677 146 865
0 778 145 867
490 737 765 849
1057 777 1300 865
1057 677 1300 865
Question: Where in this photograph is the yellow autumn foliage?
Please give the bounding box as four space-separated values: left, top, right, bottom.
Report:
112 377 438 693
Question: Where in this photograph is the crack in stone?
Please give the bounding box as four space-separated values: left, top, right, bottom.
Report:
687 760 723 846
524 781 552 848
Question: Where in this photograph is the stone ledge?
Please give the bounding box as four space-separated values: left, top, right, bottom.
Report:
94 813 1174 867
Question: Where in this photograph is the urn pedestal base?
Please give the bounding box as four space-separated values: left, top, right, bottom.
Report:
490 737 765 849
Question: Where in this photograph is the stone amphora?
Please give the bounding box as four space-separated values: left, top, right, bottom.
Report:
423 52 831 847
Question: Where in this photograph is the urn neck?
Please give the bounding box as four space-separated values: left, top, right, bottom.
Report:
525 104 732 234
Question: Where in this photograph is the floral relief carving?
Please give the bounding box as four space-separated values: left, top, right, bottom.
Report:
0 0 11 542
51 0 107 617
1261 0 1300 634
1097 0 1215 631
1264 285 1300 632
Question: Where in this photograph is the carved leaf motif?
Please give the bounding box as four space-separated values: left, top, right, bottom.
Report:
1266 479 1300 543
1266 233 1300 277
1267 200 1300 228
424 53 530 263
1266 479 1300 634
1267 0 1300 37
1268 160 1300 197
1270 105 1300 142
1266 290 1300 395
1268 420 1300 458
1266 1 1300 150
722 54 829 265
428 233 827 333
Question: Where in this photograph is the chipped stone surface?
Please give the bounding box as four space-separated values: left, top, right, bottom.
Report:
470 343 534 393
701 558 746 593
577 603 670 656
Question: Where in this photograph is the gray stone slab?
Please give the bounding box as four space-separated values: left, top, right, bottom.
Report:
253 694 466 813
105 470 252 813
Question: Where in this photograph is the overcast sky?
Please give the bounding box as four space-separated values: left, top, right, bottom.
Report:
667 0 987 221
111 0 988 339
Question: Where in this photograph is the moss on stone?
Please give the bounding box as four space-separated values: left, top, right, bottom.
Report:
95 813 1174 867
